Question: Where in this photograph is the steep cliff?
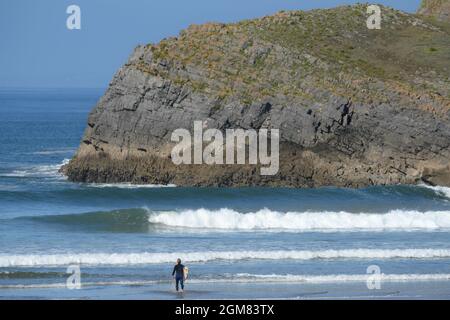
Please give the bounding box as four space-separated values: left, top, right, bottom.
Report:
63 4 450 187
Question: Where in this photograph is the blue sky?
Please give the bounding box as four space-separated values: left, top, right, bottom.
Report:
0 0 422 88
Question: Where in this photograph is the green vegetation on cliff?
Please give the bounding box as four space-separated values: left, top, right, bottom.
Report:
133 4 449 108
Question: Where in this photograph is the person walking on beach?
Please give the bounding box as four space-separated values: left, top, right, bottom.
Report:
172 258 185 292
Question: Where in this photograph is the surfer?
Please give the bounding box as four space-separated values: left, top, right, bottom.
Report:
172 258 186 292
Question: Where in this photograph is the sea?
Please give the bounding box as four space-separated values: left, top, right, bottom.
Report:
1 88 450 299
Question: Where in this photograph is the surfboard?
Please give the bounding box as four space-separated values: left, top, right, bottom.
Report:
183 267 189 280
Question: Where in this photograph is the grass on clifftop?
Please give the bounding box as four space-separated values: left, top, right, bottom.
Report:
134 4 450 107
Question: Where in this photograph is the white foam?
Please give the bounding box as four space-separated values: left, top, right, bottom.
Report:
87 183 176 189
422 184 450 199
233 273 450 283
147 208 450 231
2 273 450 289
0 280 163 289
1 248 450 267
31 148 77 155
0 283 69 289
1 159 69 179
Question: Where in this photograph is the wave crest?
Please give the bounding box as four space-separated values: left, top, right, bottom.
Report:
1 249 450 267
421 185 450 200
18 207 450 232
147 208 450 231
0 159 69 178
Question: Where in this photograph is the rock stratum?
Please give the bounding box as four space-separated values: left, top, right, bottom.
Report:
63 4 450 187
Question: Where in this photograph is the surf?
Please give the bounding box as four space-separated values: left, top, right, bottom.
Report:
2 248 450 267
13 206 450 233
0 159 70 179
147 208 450 231
3 273 450 289
421 184 450 200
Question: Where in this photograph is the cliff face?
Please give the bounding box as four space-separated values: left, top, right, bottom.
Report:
64 4 450 187
419 0 450 21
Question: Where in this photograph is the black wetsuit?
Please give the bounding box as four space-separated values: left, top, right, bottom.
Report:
172 263 185 291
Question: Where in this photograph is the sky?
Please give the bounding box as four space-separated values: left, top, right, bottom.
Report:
0 0 422 88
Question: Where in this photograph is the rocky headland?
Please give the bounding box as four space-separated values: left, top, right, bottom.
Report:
63 2 450 187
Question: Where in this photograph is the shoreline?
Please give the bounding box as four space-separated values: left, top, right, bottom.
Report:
2 280 450 300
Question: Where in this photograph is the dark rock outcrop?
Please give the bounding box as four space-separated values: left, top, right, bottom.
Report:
63 4 450 187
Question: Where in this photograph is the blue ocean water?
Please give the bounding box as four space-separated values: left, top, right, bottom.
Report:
1 88 450 299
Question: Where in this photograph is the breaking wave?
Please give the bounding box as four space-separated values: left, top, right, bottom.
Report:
147 208 450 231
421 184 450 200
19 207 450 233
1 248 450 267
87 183 176 189
31 148 76 156
0 159 69 179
